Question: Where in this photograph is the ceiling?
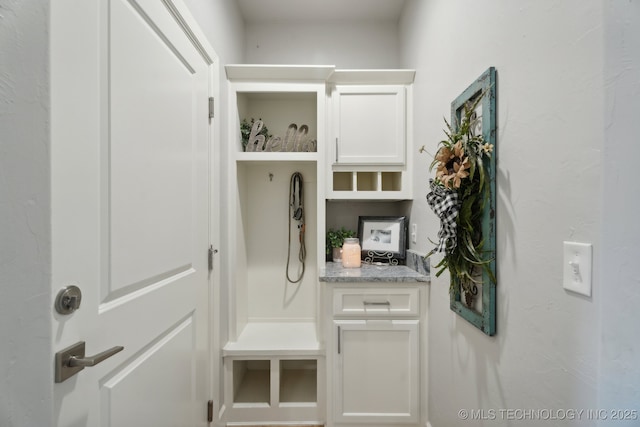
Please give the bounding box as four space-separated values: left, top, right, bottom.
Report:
237 0 406 23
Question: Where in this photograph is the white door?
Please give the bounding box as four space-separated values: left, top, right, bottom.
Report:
51 1 216 426
334 320 419 424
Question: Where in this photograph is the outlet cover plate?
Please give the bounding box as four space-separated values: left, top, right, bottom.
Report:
563 241 592 297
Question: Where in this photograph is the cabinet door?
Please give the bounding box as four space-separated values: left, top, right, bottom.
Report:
334 86 406 164
334 320 419 424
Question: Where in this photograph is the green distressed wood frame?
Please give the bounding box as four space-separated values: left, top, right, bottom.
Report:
449 67 497 336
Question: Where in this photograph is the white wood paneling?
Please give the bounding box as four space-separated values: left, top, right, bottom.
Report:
109 0 195 294
102 316 195 426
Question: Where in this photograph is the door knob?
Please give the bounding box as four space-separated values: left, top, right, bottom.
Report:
55 341 124 383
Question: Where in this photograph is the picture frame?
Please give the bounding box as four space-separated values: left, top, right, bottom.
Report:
357 216 407 264
449 67 497 336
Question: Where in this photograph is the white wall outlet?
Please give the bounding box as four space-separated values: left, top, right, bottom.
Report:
562 241 592 297
411 223 417 244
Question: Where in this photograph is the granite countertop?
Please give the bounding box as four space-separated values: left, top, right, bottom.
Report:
319 261 430 283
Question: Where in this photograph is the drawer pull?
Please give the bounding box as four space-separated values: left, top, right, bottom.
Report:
363 301 391 306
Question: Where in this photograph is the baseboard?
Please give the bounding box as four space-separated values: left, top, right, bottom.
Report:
225 423 324 427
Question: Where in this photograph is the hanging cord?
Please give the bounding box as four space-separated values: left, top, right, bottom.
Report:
286 172 306 283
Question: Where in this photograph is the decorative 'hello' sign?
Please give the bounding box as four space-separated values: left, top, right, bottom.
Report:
245 120 317 152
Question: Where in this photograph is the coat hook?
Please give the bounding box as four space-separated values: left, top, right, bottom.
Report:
269 173 274 182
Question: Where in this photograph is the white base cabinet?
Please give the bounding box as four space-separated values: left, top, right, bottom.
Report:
325 283 426 427
334 319 419 424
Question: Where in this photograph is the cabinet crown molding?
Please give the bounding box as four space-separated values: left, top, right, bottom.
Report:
225 64 415 84
225 64 335 81
329 69 416 85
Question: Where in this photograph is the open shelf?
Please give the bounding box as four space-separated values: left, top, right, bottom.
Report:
223 322 321 357
236 152 318 162
235 90 319 153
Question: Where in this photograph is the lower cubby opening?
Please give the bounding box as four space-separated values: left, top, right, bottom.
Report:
224 355 324 424
230 358 319 406
280 359 317 404
233 360 270 406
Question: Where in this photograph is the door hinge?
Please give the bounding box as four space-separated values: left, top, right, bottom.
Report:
207 400 213 423
208 97 214 119
208 245 217 272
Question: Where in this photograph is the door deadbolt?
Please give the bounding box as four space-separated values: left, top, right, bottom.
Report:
55 285 82 314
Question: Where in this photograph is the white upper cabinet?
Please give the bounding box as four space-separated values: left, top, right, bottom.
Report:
333 85 406 165
327 70 415 200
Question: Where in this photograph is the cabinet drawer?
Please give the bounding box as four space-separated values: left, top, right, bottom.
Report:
333 287 419 317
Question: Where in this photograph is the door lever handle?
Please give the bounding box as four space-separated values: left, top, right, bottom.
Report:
55 341 124 383
68 345 124 367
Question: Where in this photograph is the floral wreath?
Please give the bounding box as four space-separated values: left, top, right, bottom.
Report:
422 90 496 301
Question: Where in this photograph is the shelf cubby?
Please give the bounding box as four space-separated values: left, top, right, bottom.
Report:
224 355 323 422
280 359 318 404
329 170 409 199
381 171 402 191
233 360 271 406
356 172 377 191
332 171 353 191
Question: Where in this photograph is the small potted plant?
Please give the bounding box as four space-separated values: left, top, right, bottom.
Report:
326 228 356 263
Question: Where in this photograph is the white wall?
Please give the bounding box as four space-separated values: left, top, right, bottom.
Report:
400 1 609 425
600 1 640 420
0 1 53 426
244 21 399 68
183 0 245 66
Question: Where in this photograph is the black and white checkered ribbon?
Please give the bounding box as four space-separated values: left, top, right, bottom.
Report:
426 179 460 253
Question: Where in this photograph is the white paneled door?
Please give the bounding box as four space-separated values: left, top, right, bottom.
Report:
51 1 216 426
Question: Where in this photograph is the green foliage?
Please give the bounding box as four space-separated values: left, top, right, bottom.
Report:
326 227 356 254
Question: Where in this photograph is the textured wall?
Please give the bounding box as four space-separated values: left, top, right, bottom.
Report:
244 20 400 68
599 1 640 422
0 0 53 426
400 1 607 425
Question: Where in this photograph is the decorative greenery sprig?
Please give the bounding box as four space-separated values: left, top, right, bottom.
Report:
240 118 271 151
423 90 496 297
